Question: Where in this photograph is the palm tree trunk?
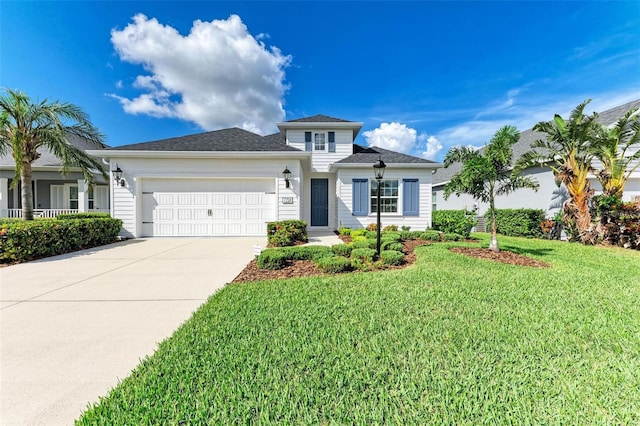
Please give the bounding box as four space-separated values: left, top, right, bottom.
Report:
20 162 34 221
488 194 499 252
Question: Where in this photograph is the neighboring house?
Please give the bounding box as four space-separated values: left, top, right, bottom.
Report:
0 135 110 218
432 99 640 218
89 115 442 238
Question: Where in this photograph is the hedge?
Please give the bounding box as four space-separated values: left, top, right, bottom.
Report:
432 210 476 238
266 220 307 247
56 212 111 220
0 218 122 263
485 209 545 238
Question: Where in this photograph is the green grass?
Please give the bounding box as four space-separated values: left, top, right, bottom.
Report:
77 236 640 425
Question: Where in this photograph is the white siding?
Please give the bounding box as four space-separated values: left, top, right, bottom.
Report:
110 157 303 237
286 129 353 172
336 168 434 231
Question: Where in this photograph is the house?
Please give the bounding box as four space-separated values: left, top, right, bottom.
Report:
0 135 111 218
89 115 442 238
432 99 640 219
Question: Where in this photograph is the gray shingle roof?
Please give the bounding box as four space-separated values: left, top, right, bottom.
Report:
286 114 353 123
432 98 640 185
109 128 301 152
0 134 108 167
335 144 439 165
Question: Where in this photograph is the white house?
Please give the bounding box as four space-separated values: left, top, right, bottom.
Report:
90 115 442 238
0 135 110 218
432 99 640 218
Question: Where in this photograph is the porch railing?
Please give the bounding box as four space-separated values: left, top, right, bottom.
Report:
3 209 110 218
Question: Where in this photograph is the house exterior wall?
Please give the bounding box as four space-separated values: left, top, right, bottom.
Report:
336 168 434 230
110 157 302 237
285 129 353 172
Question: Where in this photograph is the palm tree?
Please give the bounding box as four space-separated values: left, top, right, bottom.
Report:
516 100 601 243
444 125 539 252
0 88 107 220
592 107 640 199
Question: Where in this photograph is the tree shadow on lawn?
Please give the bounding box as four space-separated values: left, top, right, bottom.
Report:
499 243 556 258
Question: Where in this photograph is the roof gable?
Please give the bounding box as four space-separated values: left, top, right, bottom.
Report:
286 114 353 123
335 144 440 165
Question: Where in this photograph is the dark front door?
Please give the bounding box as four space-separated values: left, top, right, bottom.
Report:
310 179 328 226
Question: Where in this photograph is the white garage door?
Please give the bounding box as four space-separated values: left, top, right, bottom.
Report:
141 179 276 237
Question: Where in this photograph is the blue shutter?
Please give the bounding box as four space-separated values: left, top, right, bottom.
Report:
403 179 419 216
305 132 312 151
328 131 336 152
352 179 369 216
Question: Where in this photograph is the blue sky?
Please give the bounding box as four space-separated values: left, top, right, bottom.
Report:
2 1 639 161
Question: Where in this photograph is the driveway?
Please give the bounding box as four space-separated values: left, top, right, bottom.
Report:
0 237 265 425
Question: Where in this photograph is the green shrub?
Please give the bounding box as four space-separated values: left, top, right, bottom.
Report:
381 232 401 242
401 225 411 231
339 226 352 236
381 241 404 252
351 239 370 249
400 230 423 241
485 209 545 238
256 249 288 270
383 224 398 232
350 229 367 238
420 230 442 241
0 217 122 263
442 233 464 242
351 248 376 262
331 244 353 257
380 250 405 266
266 220 307 247
432 210 477 238
316 256 352 273
281 245 332 261
56 212 111 220
365 230 378 239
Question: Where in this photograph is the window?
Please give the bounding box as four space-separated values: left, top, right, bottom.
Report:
371 179 398 213
314 133 326 151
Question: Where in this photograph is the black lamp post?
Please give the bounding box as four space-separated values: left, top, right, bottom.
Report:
373 157 386 257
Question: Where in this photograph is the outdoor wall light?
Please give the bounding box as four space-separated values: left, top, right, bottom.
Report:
282 166 291 188
112 165 125 187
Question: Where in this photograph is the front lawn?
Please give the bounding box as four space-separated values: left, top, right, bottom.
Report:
78 235 640 424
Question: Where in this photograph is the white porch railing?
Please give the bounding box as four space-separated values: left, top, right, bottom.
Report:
4 209 110 218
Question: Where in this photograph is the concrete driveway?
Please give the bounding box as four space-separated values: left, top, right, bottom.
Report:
0 237 265 425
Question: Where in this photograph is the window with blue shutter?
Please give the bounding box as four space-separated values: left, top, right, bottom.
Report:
352 179 368 216
403 179 419 216
328 131 336 152
305 132 312 151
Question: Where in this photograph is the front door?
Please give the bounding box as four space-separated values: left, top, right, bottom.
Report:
310 178 328 226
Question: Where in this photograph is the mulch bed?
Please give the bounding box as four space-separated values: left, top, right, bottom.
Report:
449 247 550 268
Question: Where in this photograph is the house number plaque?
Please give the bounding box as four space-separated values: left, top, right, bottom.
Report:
281 197 294 204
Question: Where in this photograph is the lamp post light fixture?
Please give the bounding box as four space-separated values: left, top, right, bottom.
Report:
373 157 386 257
112 165 125 187
282 166 291 188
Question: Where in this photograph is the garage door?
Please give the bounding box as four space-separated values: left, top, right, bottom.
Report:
141 179 276 237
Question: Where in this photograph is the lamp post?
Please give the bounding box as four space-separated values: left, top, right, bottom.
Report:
373 157 386 257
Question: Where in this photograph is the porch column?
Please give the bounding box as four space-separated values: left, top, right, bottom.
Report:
0 178 8 218
78 179 89 212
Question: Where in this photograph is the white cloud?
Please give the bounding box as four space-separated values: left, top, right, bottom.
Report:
363 122 443 160
115 80 123 89
109 14 291 134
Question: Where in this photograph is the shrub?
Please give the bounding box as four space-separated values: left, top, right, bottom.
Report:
420 230 442 241
351 248 376 262
401 225 411 231
366 223 378 232
380 250 405 266
350 229 367 238
351 239 370 249
381 241 404 252
256 249 288 270
56 212 111 220
281 245 332 261
383 224 398 232
366 239 378 249
365 230 378 239
339 226 352 236
316 256 352 273
0 217 122 263
400 230 423 241
331 244 353 257
381 232 401 242
485 209 545 238
267 220 307 247
442 233 464 242
432 210 477 238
